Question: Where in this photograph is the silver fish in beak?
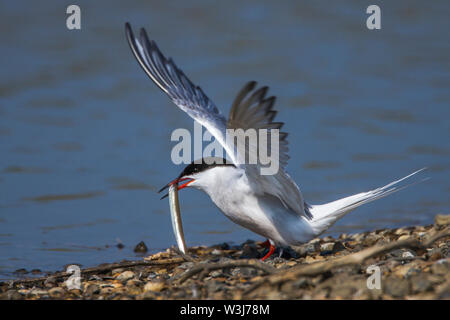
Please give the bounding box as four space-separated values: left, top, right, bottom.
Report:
168 183 187 254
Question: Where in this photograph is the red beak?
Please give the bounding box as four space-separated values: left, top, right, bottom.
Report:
158 177 195 199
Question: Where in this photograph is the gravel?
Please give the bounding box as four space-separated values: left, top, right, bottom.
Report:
1 214 448 300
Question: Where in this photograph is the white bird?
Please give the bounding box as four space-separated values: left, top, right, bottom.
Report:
125 23 426 260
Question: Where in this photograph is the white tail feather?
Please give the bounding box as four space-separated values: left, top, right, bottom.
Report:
309 168 428 235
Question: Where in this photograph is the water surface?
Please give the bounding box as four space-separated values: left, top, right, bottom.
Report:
0 1 449 279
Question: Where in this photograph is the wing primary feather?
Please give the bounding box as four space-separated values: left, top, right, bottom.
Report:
125 23 169 94
241 86 268 114
230 81 257 121
139 29 173 91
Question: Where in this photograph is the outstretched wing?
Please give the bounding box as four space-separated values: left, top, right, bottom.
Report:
125 23 311 219
228 81 290 168
228 82 311 219
125 23 237 165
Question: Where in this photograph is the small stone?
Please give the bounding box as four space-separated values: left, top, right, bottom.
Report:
320 242 334 252
4 290 23 300
155 268 167 275
378 229 391 236
29 288 48 296
178 262 195 270
231 267 242 277
343 240 358 249
171 268 184 277
217 242 230 250
134 241 148 253
210 271 222 278
431 259 450 275
139 291 158 299
17 289 29 296
427 248 443 261
126 279 142 287
126 285 142 296
394 265 420 278
398 235 410 241
402 251 415 259
84 284 100 296
383 277 410 297
362 235 378 246
211 249 222 255
434 214 450 227
100 287 114 295
240 243 259 259
292 277 310 289
278 247 300 259
390 249 415 259
271 257 286 264
48 287 65 298
116 242 125 249
293 242 320 257
146 272 157 280
240 267 258 277
117 271 135 281
331 285 356 299
143 280 165 292
332 241 346 253
390 249 404 258
411 274 434 293
320 241 345 256
14 268 28 274
217 257 233 264
353 233 365 242
394 228 408 236
416 232 427 240
339 233 348 240
44 276 57 288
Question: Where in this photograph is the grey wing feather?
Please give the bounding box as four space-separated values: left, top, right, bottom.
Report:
125 23 234 160
228 82 312 219
228 81 290 168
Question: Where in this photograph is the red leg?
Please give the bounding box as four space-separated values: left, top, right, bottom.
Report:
261 244 276 261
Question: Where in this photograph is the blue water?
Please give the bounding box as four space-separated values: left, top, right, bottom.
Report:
0 1 449 279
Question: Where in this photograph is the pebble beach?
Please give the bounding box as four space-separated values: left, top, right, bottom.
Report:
1 214 449 300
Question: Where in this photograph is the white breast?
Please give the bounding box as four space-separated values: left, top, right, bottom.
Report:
190 166 316 246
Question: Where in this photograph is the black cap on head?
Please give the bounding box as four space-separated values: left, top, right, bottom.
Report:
158 157 236 199
178 157 235 179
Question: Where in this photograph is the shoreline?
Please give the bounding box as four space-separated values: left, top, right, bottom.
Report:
1 214 449 300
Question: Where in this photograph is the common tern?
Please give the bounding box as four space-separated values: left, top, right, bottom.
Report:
125 23 426 260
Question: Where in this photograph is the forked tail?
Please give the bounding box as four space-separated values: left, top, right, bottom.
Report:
308 168 428 235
